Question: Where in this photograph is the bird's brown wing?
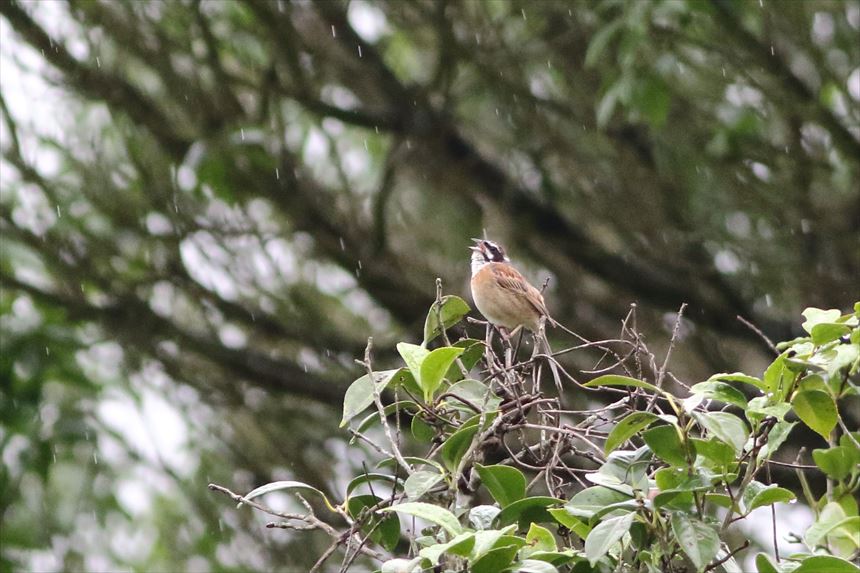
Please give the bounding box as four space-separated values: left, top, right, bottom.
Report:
490 263 551 318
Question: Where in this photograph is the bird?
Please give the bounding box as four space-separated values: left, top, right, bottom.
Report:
469 238 563 390
469 238 552 335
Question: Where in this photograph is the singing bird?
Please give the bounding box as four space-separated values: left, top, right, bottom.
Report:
469 237 566 393
469 238 553 335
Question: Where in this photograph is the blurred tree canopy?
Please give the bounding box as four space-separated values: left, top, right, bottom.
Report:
1 0 857 570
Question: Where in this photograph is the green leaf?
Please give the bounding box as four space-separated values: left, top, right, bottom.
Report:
690 381 748 409
418 532 476 565
438 423 479 472
445 378 502 412
792 389 837 440
347 494 401 551
692 437 736 470
397 342 429 387
548 508 591 540
446 339 485 381
403 470 443 500
793 555 860 573
470 525 518 558
708 372 767 392
241 480 334 511
604 412 659 454
524 523 557 554
495 497 564 528
380 502 462 536
423 295 471 346
642 424 688 466
755 553 779 573
475 464 527 507
419 346 464 401
801 308 842 334
813 446 860 481
670 513 719 571
411 415 435 442
805 502 847 547
471 545 519 573
340 369 402 427
584 512 635 566
583 374 662 394
693 411 749 454
511 559 562 573
811 322 852 345
469 505 502 530
740 481 795 513
756 420 797 462
346 473 398 496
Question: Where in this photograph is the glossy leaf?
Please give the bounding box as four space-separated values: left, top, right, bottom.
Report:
439 423 479 472
403 470 443 500
423 295 471 345
471 545 519 573
693 411 749 454
740 481 795 513
708 372 767 392
671 513 719 571
793 555 860 573
604 412 659 454
419 346 464 401
418 532 475 565
347 494 401 551
584 512 635 566
495 497 564 528
690 381 748 409
583 374 662 394
340 369 402 427
813 446 860 481
241 480 334 511
475 464 526 507
379 502 462 536
548 508 591 540
642 424 688 467
468 505 501 530
524 523 557 554
792 389 838 440
397 343 429 386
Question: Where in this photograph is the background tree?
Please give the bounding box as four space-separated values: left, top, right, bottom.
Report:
0 0 857 570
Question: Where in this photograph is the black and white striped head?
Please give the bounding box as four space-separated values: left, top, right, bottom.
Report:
470 238 508 274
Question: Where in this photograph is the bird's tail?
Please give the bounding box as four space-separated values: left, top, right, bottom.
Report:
536 320 563 395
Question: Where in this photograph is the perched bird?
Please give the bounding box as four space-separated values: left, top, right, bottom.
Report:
469 237 562 389
469 238 552 335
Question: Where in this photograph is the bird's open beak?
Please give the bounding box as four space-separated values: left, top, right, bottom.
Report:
469 238 484 252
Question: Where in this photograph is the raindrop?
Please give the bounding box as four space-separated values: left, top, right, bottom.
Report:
240 128 245 141
250 312 256 322
331 25 336 38
770 45 775 56
52 448 57 463
218 518 224 531
93 451 99 465
275 168 280 180
357 45 363 58
765 294 772 307
357 260 362 270
722 67 726 77
339 237 346 251
45 346 50 356
364 138 368 150
374 126 379 134
759 0 763 6
789 498 797 504
56 205 61 217
96 56 101 68
521 8 527 20
406 139 412 149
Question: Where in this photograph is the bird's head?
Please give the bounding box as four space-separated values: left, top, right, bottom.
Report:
470 238 508 271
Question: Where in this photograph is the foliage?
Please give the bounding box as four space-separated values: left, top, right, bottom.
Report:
1 0 858 570
211 297 860 572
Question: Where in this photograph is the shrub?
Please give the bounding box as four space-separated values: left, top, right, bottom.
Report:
210 289 859 573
